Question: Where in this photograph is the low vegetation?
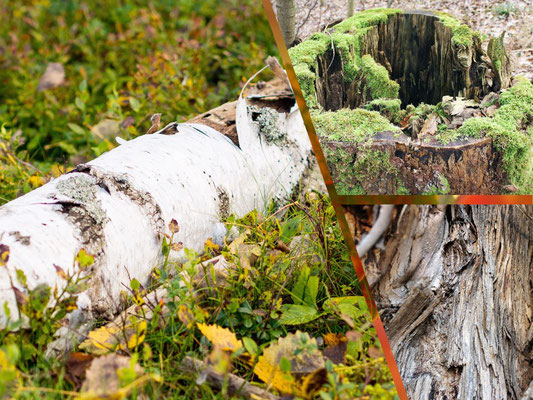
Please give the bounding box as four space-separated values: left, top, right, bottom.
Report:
0 194 398 399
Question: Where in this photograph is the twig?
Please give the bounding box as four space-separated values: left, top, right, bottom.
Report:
355 205 394 258
295 0 320 39
179 356 281 400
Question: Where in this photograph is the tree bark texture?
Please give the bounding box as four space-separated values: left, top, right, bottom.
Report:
347 205 533 400
275 0 296 47
324 133 506 194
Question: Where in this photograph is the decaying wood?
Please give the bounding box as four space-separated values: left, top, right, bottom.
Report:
348 205 533 400
310 10 515 194
316 11 496 111
325 131 506 194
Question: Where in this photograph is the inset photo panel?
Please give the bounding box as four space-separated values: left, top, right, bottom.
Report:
345 204 532 399
267 1 533 195
0 1 404 399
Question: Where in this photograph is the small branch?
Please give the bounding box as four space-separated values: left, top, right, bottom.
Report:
295 0 320 40
355 205 394 258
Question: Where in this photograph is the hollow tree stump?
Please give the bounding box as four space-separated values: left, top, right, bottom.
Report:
289 9 522 194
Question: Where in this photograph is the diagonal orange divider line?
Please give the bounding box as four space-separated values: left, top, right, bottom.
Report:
340 194 532 205
261 2 410 399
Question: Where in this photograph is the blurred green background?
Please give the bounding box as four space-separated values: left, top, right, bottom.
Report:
0 0 278 203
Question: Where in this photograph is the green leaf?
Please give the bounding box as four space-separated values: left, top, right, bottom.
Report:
324 296 368 321
130 278 140 292
162 237 170 257
76 249 95 268
242 337 258 355
67 123 85 135
15 269 27 286
129 97 141 112
279 304 319 325
292 266 319 308
280 356 292 373
280 215 302 243
74 97 85 111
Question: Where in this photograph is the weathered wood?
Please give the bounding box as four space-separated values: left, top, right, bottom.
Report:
348 205 533 400
323 131 506 194
316 11 495 111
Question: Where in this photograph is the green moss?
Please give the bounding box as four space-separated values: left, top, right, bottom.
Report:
289 9 403 110
311 108 400 142
293 63 317 108
288 33 330 66
435 12 481 47
457 76 533 191
364 98 402 122
360 55 400 99
334 8 403 33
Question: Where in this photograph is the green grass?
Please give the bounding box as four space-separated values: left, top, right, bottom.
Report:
0 194 398 399
0 0 278 204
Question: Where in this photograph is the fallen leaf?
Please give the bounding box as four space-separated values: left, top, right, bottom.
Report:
419 113 439 137
90 119 120 140
37 62 65 91
81 354 144 397
197 323 243 352
65 352 94 389
79 319 147 355
254 331 326 398
322 333 347 365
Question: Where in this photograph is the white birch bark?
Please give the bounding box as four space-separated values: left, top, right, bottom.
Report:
0 101 312 327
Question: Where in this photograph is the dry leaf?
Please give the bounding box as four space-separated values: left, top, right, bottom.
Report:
419 113 439 137
81 354 143 397
90 119 120 140
197 323 243 352
254 331 326 398
65 352 95 388
79 319 147 355
37 62 65 91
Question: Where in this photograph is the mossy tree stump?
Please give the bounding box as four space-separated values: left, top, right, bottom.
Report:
289 8 530 195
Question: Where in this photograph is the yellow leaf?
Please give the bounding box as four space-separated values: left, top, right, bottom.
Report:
196 323 243 352
50 164 65 177
204 237 219 250
177 304 194 329
80 320 147 355
27 175 44 189
253 332 326 398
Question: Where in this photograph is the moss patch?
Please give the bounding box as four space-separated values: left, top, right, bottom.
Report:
457 76 533 192
364 98 402 121
360 55 400 99
434 11 481 47
288 8 402 111
311 108 400 142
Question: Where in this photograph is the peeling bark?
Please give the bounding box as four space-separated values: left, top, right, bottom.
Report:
347 205 533 399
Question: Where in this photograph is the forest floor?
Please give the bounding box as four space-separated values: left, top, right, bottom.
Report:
290 0 533 79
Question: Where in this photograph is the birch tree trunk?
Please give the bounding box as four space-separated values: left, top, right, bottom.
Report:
0 78 312 329
347 0 354 17
275 0 296 47
349 205 533 400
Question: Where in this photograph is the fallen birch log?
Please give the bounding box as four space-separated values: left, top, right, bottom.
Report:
0 73 312 327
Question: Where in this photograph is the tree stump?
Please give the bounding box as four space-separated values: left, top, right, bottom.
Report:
347 205 533 399
289 9 528 194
